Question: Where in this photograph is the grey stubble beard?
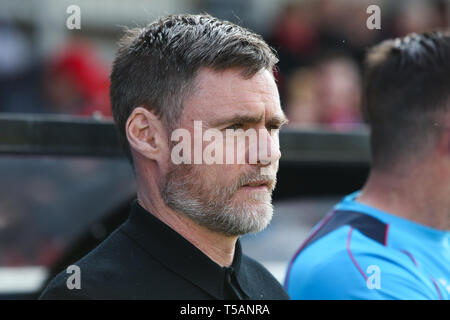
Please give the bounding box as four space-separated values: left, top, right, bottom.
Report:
160 163 276 236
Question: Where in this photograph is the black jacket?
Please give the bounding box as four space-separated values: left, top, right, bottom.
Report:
39 200 289 300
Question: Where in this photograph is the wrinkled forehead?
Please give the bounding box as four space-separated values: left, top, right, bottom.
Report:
181 68 282 126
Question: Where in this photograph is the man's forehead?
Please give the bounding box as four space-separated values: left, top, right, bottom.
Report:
195 68 277 97
183 67 282 123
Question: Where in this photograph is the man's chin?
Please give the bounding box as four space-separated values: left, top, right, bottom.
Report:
229 201 274 235
233 187 272 203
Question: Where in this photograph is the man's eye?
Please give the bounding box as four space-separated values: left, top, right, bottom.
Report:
226 123 244 130
267 125 280 131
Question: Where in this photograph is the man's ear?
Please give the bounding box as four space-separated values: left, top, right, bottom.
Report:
126 106 167 161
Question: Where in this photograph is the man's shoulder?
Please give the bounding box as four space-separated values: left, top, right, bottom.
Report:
287 225 437 299
39 223 169 299
287 208 392 284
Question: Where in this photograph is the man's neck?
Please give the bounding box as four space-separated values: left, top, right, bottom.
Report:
356 167 449 230
137 189 237 267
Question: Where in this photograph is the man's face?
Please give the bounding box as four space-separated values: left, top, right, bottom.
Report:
161 68 286 236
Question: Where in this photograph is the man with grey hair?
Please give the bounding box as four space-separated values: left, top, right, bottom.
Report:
40 14 289 300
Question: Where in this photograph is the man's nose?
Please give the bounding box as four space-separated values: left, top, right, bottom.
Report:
256 128 281 166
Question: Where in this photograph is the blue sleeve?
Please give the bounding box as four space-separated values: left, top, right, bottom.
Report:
287 247 383 300
286 228 439 300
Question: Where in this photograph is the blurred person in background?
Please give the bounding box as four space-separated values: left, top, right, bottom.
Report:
40 14 289 300
0 21 43 113
0 27 111 117
270 0 319 93
313 53 362 129
314 0 384 69
42 39 111 117
285 31 450 300
391 0 449 37
270 0 382 114
285 53 362 129
284 68 320 126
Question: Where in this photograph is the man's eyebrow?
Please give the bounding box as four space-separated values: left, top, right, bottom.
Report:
210 112 289 128
210 113 264 127
267 114 289 127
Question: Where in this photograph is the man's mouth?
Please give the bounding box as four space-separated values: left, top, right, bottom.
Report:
241 180 271 191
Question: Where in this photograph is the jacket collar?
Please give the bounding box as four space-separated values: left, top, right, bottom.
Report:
121 200 248 299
